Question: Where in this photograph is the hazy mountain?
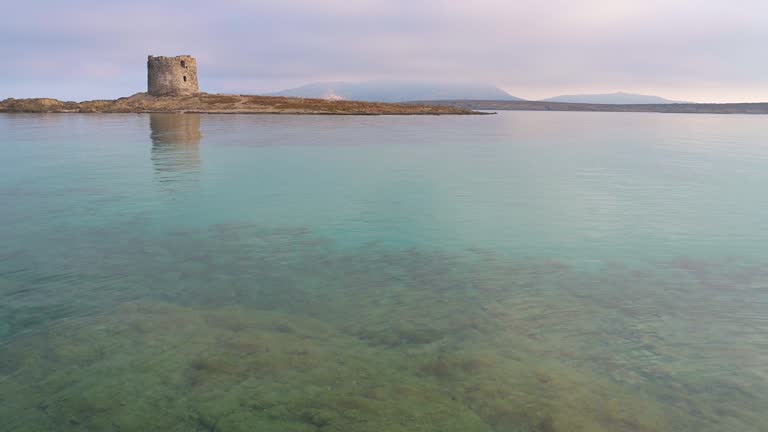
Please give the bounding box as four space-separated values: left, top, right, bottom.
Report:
540 92 684 104
267 81 523 103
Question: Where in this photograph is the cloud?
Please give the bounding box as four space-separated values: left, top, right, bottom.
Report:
2 0 767 102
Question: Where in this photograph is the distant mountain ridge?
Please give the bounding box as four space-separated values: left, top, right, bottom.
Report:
540 92 685 104
267 81 523 103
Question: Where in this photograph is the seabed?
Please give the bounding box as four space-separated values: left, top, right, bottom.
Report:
2 224 766 431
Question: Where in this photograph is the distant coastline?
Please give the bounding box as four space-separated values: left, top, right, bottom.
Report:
406 100 768 115
0 93 482 116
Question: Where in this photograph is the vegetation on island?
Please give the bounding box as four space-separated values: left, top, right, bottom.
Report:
0 93 480 115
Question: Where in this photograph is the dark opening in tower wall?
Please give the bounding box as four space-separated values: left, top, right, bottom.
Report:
183 76 187 82
181 61 186 68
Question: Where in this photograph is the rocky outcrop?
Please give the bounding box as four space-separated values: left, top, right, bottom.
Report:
0 93 480 115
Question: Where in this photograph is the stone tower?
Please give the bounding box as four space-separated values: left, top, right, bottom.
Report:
147 55 199 96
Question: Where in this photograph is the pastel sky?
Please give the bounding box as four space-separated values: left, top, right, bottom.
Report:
2 0 767 102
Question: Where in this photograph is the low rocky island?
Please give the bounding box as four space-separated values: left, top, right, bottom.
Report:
0 93 480 115
0 54 481 116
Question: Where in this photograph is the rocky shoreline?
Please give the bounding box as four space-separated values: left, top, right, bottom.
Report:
0 93 482 115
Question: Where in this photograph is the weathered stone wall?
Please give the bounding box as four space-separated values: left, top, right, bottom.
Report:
147 55 199 96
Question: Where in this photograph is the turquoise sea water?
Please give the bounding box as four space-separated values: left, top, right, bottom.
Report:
1 112 767 431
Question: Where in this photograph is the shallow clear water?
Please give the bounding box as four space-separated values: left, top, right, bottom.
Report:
1 112 767 431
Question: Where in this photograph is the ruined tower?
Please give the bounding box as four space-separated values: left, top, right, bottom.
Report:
147 55 199 96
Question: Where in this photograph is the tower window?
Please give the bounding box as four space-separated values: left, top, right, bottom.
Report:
183 76 187 82
181 60 186 68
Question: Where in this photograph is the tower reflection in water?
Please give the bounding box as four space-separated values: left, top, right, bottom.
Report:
150 113 201 185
